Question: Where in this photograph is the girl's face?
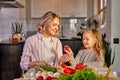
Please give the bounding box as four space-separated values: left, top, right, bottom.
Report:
43 17 60 37
82 31 96 50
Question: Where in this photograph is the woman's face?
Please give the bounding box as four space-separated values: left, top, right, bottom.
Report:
82 31 96 50
43 17 60 37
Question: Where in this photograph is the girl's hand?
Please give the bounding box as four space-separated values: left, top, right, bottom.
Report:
64 45 73 55
59 54 71 63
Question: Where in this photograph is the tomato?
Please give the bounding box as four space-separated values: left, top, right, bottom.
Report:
11 37 19 42
64 45 70 52
37 76 43 80
63 67 75 74
46 76 52 80
75 64 87 70
61 63 67 68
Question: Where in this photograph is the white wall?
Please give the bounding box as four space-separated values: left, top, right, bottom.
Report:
109 0 120 72
0 8 20 40
0 8 27 40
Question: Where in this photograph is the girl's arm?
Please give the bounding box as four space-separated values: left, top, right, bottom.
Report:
69 50 82 66
84 52 104 67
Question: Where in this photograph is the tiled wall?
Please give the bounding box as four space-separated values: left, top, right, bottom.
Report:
0 8 28 40
26 18 86 39
60 18 85 39
0 12 16 40
0 8 86 40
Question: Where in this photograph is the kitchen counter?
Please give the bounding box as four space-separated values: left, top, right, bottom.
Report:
0 39 25 45
0 39 25 80
60 37 82 41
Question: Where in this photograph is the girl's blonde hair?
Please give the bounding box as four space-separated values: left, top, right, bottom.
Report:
83 27 104 60
37 11 61 36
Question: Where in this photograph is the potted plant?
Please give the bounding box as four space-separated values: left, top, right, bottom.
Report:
11 22 23 41
101 35 117 78
102 34 116 68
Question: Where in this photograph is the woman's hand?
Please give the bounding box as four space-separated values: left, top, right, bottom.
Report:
28 60 50 69
35 60 50 66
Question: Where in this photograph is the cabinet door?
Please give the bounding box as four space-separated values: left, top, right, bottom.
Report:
60 40 73 65
59 0 87 17
73 40 83 57
0 42 24 80
60 40 73 54
31 0 59 18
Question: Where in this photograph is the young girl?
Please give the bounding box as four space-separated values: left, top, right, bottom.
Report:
63 27 105 67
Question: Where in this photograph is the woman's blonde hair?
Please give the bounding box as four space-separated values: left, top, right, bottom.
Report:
37 11 61 36
83 27 104 60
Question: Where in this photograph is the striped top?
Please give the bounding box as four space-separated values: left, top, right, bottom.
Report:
69 49 104 67
20 32 63 70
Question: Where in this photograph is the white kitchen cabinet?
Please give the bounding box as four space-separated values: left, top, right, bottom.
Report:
31 0 59 18
30 0 87 18
59 0 87 17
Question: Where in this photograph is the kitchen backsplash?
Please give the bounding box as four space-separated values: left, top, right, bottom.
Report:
0 12 26 40
26 18 86 39
60 18 85 39
0 12 17 40
0 10 86 40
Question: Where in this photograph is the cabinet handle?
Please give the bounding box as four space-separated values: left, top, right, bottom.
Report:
71 15 75 17
73 42 75 45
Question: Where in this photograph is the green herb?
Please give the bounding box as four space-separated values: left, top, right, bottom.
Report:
12 22 23 34
102 34 116 67
41 65 57 73
59 75 72 80
35 66 40 73
59 68 98 80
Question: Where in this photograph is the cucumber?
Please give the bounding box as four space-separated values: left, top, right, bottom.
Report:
35 66 40 73
41 65 57 73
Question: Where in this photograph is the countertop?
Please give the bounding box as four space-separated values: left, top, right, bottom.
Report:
0 39 25 45
0 38 81 45
60 38 82 41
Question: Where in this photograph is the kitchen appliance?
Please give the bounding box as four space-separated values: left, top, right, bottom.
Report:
0 0 24 8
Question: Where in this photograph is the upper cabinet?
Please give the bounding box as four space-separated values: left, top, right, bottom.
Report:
31 0 59 18
30 0 87 18
59 0 87 17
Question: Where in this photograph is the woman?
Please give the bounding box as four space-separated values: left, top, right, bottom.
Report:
20 11 69 71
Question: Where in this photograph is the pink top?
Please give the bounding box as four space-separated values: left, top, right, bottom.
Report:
20 32 63 70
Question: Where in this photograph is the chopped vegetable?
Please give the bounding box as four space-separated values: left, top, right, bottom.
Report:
46 76 52 80
37 75 43 80
35 66 41 73
59 68 98 80
41 65 57 73
63 67 75 75
61 63 67 68
75 64 87 70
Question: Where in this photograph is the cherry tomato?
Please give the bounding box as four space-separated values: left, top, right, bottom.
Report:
37 76 43 80
11 37 19 42
75 64 87 70
64 45 70 52
63 67 75 74
61 63 67 68
46 76 52 80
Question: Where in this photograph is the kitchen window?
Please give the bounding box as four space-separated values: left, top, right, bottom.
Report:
98 0 107 25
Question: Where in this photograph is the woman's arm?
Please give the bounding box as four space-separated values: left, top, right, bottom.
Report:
20 38 32 70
